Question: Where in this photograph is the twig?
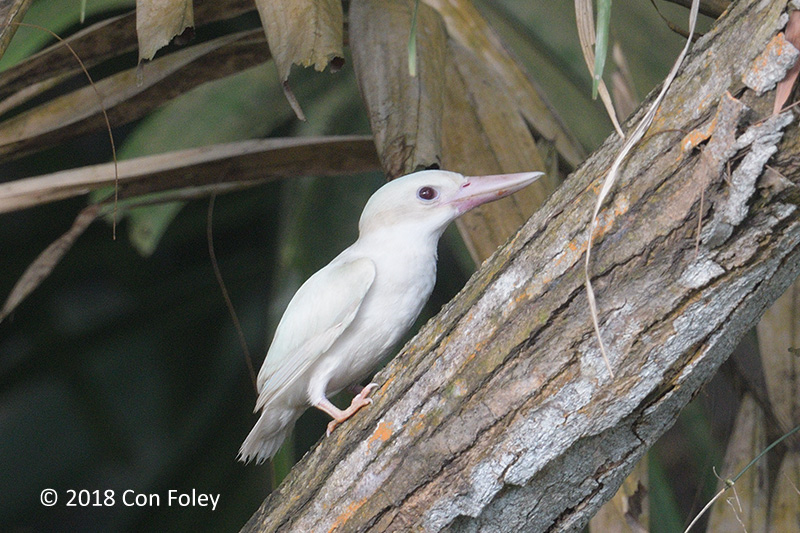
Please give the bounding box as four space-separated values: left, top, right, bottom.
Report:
14 22 119 238
207 194 258 394
683 423 800 532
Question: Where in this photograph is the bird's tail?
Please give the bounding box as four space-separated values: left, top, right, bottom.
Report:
238 405 301 464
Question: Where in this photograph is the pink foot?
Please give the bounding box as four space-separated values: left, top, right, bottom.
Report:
315 383 379 436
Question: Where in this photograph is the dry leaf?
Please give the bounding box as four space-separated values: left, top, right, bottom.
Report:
757 278 800 437
350 0 446 177
443 40 552 262
574 0 624 138
254 0 343 119
254 0 342 79
774 10 800 114
742 268 800 532
0 135 380 213
418 0 579 261
592 31 643 509
589 460 649 533
768 453 800 531
425 0 585 168
0 0 256 107
136 0 194 62
0 30 269 162
1 204 99 322
0 0 34 62
611 42 639 121
0 13 133 118
1 135 381 319
584 0 701 376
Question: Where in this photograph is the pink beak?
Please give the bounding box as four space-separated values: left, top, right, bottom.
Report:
449 172 544 214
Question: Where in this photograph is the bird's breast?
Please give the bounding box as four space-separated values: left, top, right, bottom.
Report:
317 247 438 395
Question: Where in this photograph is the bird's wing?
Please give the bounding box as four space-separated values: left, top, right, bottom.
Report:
254 257 376 411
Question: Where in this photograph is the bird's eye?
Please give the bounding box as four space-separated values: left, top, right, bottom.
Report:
417 186 438 201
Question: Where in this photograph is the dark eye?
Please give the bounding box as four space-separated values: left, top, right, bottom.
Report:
417 186 438 201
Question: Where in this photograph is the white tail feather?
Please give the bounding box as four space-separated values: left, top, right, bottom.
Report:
238 405 301 464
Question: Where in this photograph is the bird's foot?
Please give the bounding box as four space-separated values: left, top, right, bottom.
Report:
323 383 379 436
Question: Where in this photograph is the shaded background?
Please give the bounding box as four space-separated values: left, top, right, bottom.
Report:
0 1 771 531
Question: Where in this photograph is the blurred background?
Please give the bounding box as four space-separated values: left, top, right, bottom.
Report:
1 1 792 532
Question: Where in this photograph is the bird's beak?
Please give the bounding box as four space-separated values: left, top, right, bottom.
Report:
450 171 544 214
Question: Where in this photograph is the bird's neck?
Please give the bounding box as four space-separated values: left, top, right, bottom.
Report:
353 225 443 264
347 226 440 319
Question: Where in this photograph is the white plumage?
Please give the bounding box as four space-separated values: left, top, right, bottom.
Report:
239 169 542 464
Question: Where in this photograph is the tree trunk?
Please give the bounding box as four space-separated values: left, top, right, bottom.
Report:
243 1 800 530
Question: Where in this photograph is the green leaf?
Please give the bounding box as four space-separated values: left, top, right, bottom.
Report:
126 202 184 256
408 0 420 76
591 0 611 99
0 0 134 70
118 63 289 157
111 62 293 255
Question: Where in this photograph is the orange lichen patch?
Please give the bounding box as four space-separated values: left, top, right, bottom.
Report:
522 180 634 333
680 122 714 154
550 240 581 274
776 12 800 113
679 97 725 155
513 288 529 306
367 420 393 449
678 91 743 161
750 32 792 73
587 195 631 241
743 31 800 94
328 498 368 533
405 412 427 436
537 194 630 292
463 350 477 365
463 335 490 365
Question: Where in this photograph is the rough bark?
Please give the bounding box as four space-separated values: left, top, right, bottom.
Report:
243 1 800 531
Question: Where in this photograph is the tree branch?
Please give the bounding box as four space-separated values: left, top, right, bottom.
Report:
243 1 799 530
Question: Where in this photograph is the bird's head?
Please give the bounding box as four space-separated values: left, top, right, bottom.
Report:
358 169 544 239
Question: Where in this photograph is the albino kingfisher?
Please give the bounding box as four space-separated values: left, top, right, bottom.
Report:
239 169 543 464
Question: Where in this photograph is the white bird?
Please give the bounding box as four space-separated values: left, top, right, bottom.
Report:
239 169 543 464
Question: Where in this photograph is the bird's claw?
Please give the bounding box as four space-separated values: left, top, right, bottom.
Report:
325 383 379 436
357 383 379 399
